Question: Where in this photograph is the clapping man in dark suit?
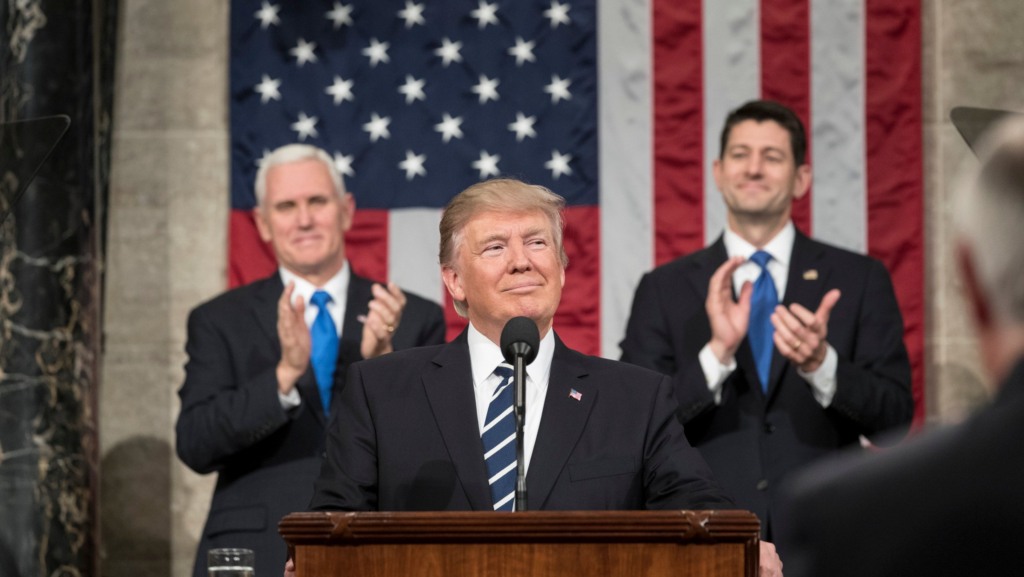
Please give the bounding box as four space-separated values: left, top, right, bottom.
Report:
777 114 1024 577
175 144 446 577
304 177 783 575
620 100 914 538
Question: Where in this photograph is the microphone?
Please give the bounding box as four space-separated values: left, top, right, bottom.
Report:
500 317 539 512
501 316 540 366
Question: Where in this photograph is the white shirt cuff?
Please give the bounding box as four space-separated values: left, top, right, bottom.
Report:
797 344 838 407
279 388 301 410
699 343 737 405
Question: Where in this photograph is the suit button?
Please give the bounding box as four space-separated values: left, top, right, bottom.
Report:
756 479 769 491
764 423 776 434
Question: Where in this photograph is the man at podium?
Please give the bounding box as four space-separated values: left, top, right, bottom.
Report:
303 178 783 576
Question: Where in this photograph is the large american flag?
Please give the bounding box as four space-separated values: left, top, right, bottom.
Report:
229 0 924 421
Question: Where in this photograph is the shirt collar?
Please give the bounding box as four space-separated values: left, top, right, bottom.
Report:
278 261 350 305
467 321 555 388
723 221 795 267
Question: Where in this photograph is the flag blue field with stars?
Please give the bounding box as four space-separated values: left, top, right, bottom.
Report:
229 0 601 350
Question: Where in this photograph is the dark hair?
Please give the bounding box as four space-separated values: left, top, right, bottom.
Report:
719 100 807 166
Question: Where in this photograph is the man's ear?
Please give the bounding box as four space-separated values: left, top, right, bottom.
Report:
254 207 272 242
340 192 356 232
441 265 465 303
793 164 812 200
956 241 992 331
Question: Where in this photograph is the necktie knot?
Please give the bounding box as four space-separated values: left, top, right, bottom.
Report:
750 250 772 269
311 290 332 309
493 365 513 381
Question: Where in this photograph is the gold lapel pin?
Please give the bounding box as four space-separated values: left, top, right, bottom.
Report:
803 269 818 281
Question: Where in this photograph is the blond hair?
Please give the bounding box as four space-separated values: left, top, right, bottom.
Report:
439 178 568 316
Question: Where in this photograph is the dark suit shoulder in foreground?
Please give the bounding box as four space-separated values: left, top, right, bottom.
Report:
777 358 1024 577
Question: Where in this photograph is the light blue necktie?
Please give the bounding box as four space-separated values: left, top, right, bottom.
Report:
749 251 778 392
309 290 338 416
482 365 516 511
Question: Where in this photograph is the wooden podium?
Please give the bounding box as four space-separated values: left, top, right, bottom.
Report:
280 510 759 576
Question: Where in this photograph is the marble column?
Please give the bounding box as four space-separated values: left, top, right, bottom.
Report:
0 1 116 576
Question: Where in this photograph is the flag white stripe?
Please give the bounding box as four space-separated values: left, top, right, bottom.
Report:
484 433 515 460
811 0 867 253
703 0 761 246
599 0 654 358
388 208 444 302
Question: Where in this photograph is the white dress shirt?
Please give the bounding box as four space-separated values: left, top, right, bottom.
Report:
467 322 554 476
277 263 351 408
698 222 838 407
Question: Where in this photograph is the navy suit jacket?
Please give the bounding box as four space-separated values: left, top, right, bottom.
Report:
777 358 1024 577
175 271 445 577
620 232 913 536
309 330 734 512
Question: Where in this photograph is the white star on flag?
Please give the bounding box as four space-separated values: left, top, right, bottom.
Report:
544 75 572 104
333 152 355 177
290 112 319 141
398 75 426 104
472 150 501 178
254 75 281 103
470 0 499 29
255 148 271 168
508 112 537 142
545 150 572 179
325 2 354 28
363 38 390 67
254 1 280 29
398 150 427 180
508 37 536 67
397 1 426 28
472 75 500 104
325 76 354 105
290 38 318 66
435 113 464 143
543 0 571 28
362 113 391 142
435 37 463 67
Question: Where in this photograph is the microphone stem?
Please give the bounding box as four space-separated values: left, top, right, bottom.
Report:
514 352 528 511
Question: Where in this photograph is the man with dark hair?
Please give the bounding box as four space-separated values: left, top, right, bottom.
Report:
620 100 914 537
777 113 1024 577
175 144 446 577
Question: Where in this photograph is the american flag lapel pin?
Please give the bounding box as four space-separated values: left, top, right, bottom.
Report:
569 388 583 401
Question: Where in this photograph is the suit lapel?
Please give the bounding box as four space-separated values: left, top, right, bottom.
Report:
335 273 372 382
527 338 596 510
420 333 494 511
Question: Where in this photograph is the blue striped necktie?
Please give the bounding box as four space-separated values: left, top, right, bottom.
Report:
749 250 778 392
309 290 338 415
482 365 516 511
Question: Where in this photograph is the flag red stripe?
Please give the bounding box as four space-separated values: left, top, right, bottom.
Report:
653 0 704 265
761 0 813 235
556 206 601 356
343 209 389 283
864 0 925 423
